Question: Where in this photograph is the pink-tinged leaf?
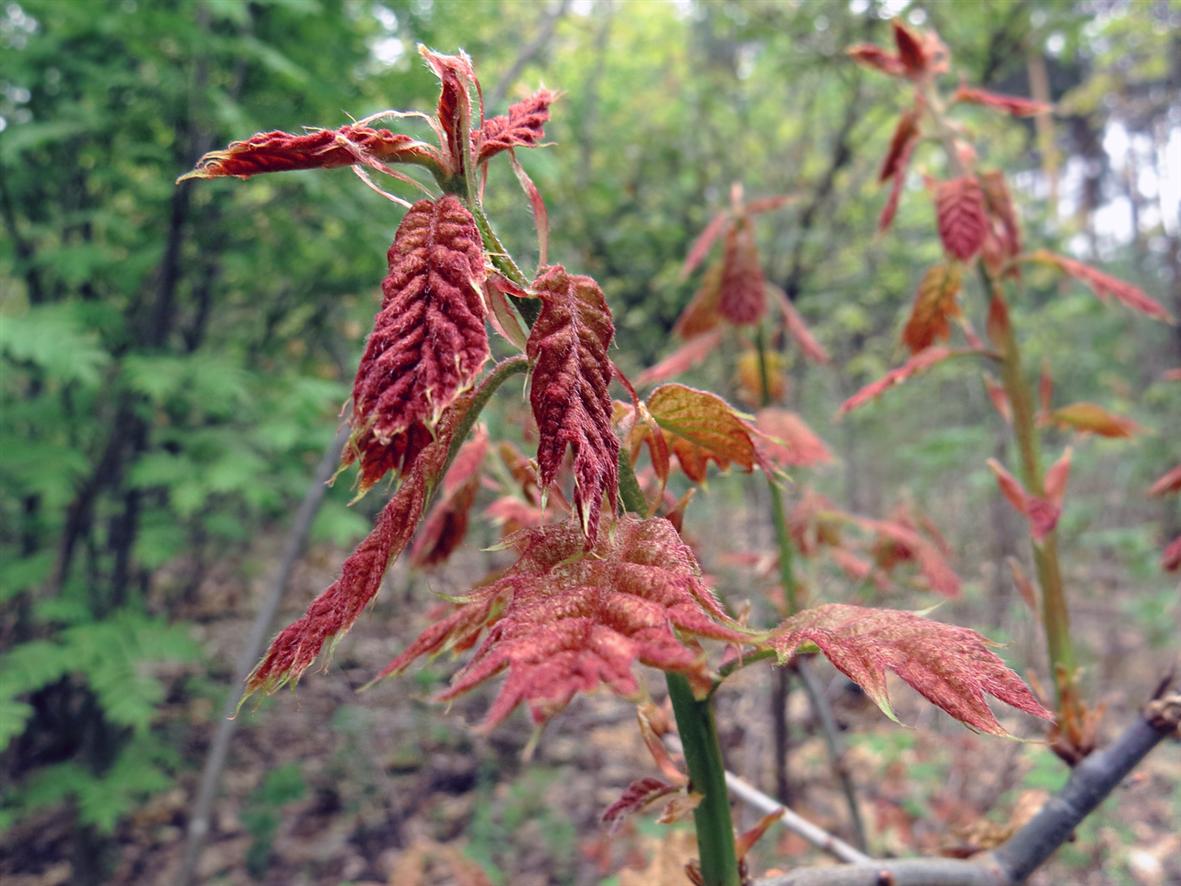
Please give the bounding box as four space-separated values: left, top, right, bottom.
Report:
719 216 766 325
892 20 927 76
979 170 1023 266
936 177 989 262
527 265 619 542
615 399 672 492
1050 402 1139 438
485 273 530 351
879 108 921 184
674 261 725 339
952 85 1051 117
901 263 963 354
646 384 767 483
1148 464 1181 497
1162 536 1181 573
243 391 477 701
351 197 488 455
755 408 833 469
178 126 447 182
485 495 545 536
847 43 906 77
602 777 680 831
475 87 557 163
1007 557 1038 617
410 427 489 568
1028 250 1174 322
636 328 724 387
420 46 479 179
508 150 549 267
983 373 1011 423
878 129 917 233
986 458 1026 512
838 346 959 415
682 212 731 278
860 516 960 597
771 284 830 363
986 459 1059 541
382 515 749 728
788 490 844 555
1044 447 1072 506
767 603 1052 734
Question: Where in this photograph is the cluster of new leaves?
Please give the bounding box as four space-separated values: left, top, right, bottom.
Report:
378 515 749 728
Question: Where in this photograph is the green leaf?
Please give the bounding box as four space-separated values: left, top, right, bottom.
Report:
0 303 110 385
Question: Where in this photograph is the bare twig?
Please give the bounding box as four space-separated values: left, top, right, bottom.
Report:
177 425 350 886
756 693 1181 885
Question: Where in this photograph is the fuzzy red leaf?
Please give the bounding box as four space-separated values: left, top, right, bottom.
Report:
674 261 725 339
1029 250 1173 322
838 346 959 415
1162 536 1181 573
879 108 921 184
901 263 963 354
1148 465 1181 498
682 212 731 279
646 384 766 482
340 419 433 498
1050 402 1139 438
847 43 906 77
420 47 479 179
718 216 765 325
382 516 749 728
637 328 724 387
527 265 619 542
771 284 830 363
952 86 1051 117
767 604 1052 735
602 777 680 831
475 88 557 163
936 176 989 261
860 516 960 597
410 427 488 568
755 408 833 469
178 125 446 182
351 197 488 462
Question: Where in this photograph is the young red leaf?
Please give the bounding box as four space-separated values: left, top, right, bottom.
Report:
838 346 959 415
979 170 1022 262
475 87 557 163
1148 464 1181 497
901 263 963 354
682 212 731 279
1050 402 1139 438
878 131 916 233
410 427 489 568
788 490 844 555
846 43 906 77
1044 447 1072 506
243 390 477 701
674 262 725 339
508 150 550 267
178 125 446 182
755 408 834 469
646 384 766 482
892 20 927 76
381 515 749 728
636 328 724 388
952 86 1051 117
983 373 1011 423
719 216 765 326
351 196 488 455
767 603 1052 735
1162 536 1181 573
736 809 785 862
771 284 831 363
340 419 433 498
936 177 989 262
879 108 921 184
602 777 680 831
860 515 960 597
420 46 479 180
527 265 620 542
986 458 1059 541
615 399 671 491
1028 250 1174 322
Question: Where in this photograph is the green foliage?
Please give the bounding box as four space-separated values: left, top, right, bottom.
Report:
242 763 307 878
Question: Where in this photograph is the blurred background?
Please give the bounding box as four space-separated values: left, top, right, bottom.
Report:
1 0 1178 884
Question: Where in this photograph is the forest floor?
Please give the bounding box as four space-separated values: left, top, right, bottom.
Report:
3 518 1179 886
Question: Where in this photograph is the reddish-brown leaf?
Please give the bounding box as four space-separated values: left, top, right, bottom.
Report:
892 20 927 76
602 777 680 831
527 265 619 542
614 400 671 491
351 197 488 457
838 346 959 415
771 284 830 363
767 603 1052 735
879 108 921 183
878 132 916 233
341 419 433 499
674 262 725 339
410 427 489 568
860 515 960 597
475 88 557 163
381 516 749 728
1028 250 1174 322
936 177 989 262
719 216 765 325
178 125 446 182
646 384 766 482
681 212 731 279
1050 402 1139 438
1148 465 1181 497
1162 536 1181 573
755 408 834 469
952 86 1051 117
420 47 478 179
901 263 963 354
846 43 906 77
243 391 477 700
979 170 1022 262
636 328 724 388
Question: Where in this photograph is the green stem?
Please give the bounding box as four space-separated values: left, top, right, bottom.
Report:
755 324 799 614
470 200 540 326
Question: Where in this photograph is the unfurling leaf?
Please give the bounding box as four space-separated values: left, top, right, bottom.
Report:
936 177 989 262
755 409 833 469
838 346 960 415
1050 402 1139 438
986 458 1063 541
1162 536 1181 573
682 213 730 279
892 20 928 76
951 86 1051 117
350 197 488 481
1148 465 1181 497
637 328 724 387
420 46 479 180
901 263 963 354
178 125 446 182
380 516 749 728
527 265 619 542
243 391 477 701
475 88 557 163
410 427 488 568
1027 250 1173 322
771 284 830 363
646 384 766 482
879 108 921 183
767 603 1052 735
736 349 785 404
719 216 765 325
878 128 916 233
